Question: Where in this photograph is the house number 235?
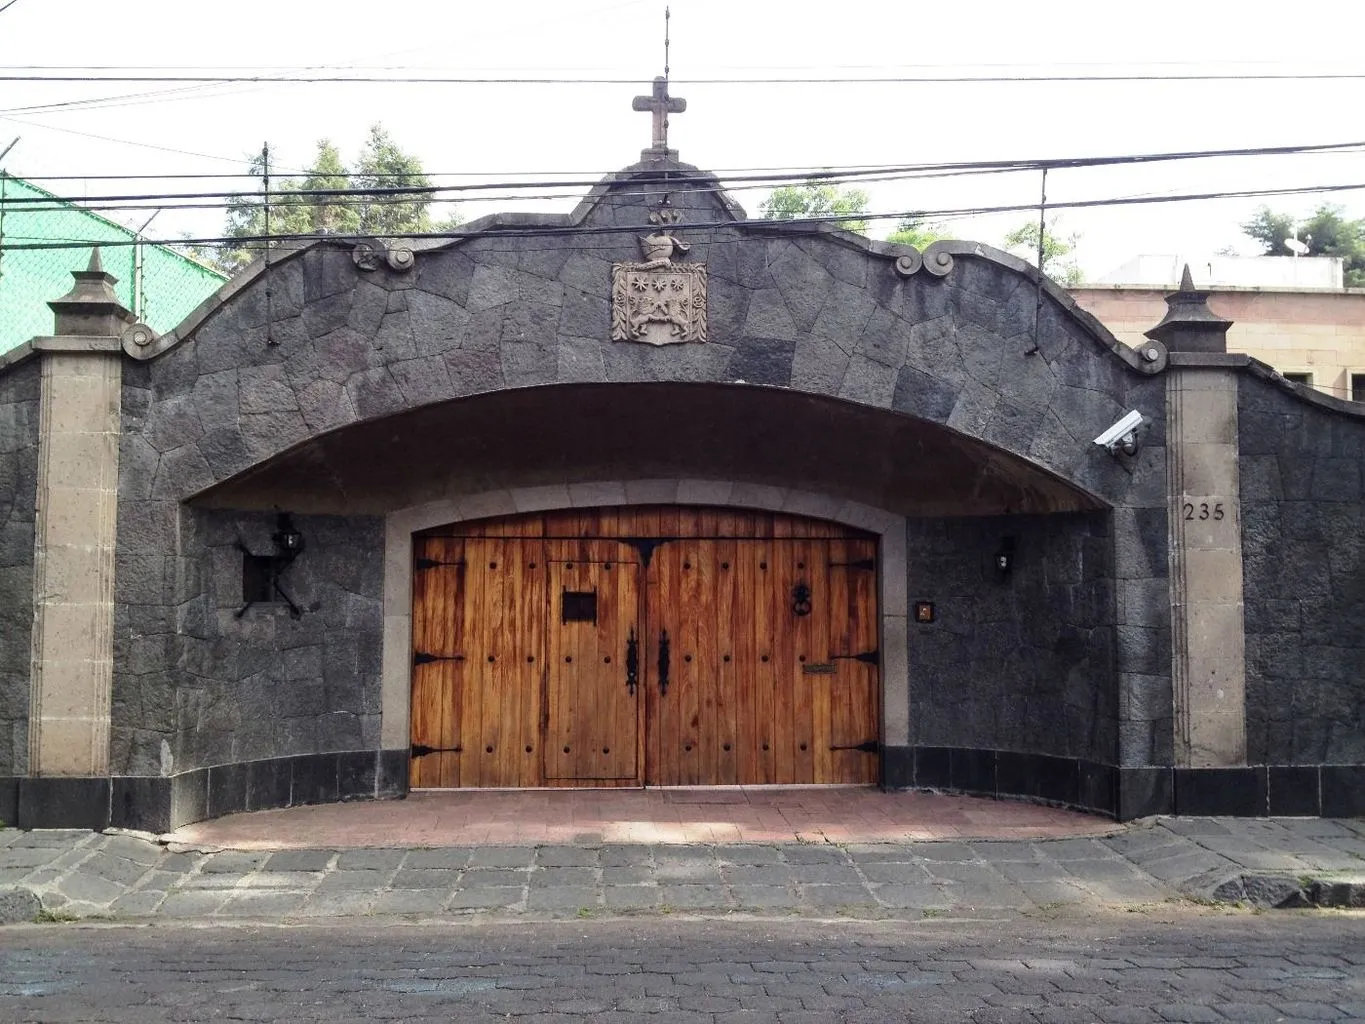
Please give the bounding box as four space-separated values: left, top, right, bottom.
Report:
1182 501 1225 521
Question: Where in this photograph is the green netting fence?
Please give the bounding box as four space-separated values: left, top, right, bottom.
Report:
0 174 227 356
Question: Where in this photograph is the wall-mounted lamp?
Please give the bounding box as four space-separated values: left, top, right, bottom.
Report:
994 536 1017 579
271 512 305 561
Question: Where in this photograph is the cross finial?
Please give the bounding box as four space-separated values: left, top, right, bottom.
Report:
632 76 686 160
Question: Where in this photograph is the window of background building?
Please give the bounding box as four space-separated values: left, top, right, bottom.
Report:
1352 372 1365 403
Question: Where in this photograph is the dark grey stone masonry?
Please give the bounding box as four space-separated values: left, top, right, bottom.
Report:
102 160 1170 807
0 358 39 777
109 483 384 774
906 512 1118 764
1239 373 1365 765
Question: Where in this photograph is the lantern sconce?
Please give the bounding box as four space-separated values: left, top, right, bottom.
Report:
994 536 1016 579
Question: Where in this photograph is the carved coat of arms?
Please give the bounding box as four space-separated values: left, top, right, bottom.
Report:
611 229 707 345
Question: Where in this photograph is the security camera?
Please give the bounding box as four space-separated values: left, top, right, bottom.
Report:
1093 410 1146 456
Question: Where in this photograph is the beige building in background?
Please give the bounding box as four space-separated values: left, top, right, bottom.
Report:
1070 256 1365 403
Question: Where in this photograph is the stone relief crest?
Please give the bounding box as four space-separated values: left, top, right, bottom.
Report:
611 211 707 345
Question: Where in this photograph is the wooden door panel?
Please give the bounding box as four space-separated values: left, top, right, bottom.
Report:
543 541 640 781
409 538 544 788
414 510 880 789
823 538 881 784
410 536 463 788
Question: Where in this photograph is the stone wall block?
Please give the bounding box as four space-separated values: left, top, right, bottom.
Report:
118 434 161 500
301 248 355 303
500 339 558 388
301 289 355 339
726 336 794 387
415 249 474 304
838 354 897 409
295 379 358 434
556 253 612 296
408 291 471 357
372 310 418 362
742 288 797 341
769 246 832 333
555 336 607 384
557 289 608 341
946 380 999 437
237 364 299 416
809 280 875 352
347 279 389 338
855 306 907 368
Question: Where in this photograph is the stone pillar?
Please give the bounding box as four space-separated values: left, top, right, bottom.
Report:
1146 267 1246 767
27 250 133 777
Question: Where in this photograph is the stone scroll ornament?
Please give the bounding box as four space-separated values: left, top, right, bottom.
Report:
611 212 707 345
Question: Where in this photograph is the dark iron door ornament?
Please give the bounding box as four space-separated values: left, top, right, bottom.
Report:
626 628 639 696
829 740 879 753
792 582 813 617
658 629 671 695
235 512 306 619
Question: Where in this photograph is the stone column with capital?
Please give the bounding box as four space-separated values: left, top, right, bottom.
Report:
1146 266 1247 767
26 249 132 792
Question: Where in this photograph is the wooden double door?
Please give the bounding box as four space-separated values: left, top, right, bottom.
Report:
409 508 880 788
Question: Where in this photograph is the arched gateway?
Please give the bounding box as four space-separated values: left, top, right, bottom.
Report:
7 83 1360 833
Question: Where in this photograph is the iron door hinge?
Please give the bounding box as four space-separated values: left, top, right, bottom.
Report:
831 650 879 665
413 651 465 666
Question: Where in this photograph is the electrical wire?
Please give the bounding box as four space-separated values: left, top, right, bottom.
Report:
5 179 1365 253
3 72 1365 84
5 140 1364 211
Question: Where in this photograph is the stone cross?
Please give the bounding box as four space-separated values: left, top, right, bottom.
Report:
632 76 686 156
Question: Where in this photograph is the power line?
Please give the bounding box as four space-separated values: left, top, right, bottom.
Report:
3 72 1365 84
5 140 1364 210
5 179 1365 253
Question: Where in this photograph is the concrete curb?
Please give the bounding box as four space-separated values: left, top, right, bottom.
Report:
0 886 41 924
1209 872 1365 909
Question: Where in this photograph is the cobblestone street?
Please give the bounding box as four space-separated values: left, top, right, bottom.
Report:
2 913 1364 1022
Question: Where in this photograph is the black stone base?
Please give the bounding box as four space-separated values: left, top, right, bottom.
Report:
889 746 1120 818
0 749 409 833
885 750 1365 822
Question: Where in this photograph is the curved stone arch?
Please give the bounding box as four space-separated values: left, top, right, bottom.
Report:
122 241 1167 516
378 479 911 766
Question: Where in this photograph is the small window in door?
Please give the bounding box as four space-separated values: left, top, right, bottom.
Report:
561 590 598 625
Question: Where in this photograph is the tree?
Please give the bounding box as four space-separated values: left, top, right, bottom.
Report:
1241 204 1365 287
886 216 950 250
1002 217 1082 286
759 178 870 234
212 125 455 272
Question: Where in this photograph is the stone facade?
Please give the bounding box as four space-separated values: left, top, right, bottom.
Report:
8 154 1364 830
1240 373 1365 767
0 358 40 778
108 505 384 778
907 512 1118 762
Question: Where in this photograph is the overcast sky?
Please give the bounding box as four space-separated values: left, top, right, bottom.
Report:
2 0 1363 279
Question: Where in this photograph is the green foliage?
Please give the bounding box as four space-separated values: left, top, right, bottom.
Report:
1002 217 1082 286
217 124 456 272
1241 204 1365 287
759 178 870 234
886 216 950 250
